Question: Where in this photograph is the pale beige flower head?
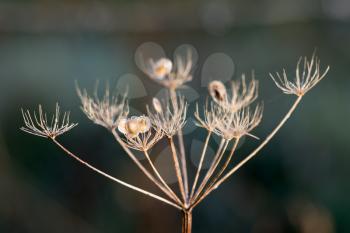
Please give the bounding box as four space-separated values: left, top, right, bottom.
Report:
194 100 228 132
147 95 188 137
209 75 258 113
270 54 330 96
214 104 263 140
142 51 193 89
21 103 77 139
76 84 129 130
118 116 151 138
149 58 173 80
117 115 163 151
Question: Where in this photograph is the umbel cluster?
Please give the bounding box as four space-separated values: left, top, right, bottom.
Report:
21 50 329 233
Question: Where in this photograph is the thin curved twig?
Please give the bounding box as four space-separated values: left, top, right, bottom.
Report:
112 130 184 206
52 139 181 210
191 139 228 204
168 137 187 204
144 150 182 205
190 131 212 199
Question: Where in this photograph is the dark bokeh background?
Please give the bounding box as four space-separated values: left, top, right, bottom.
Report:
0 0 349 233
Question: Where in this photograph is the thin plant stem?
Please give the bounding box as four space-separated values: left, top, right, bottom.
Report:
144 150 182 205
190 131 212 199
192 138 240 207
168 136 187 204
170 88 189 202
112 130 182 205
182 209 193 233
191 139 228 204
51 139 181 210
194 96 303 205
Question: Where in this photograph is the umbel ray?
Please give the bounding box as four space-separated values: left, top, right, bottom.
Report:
21 50 329 233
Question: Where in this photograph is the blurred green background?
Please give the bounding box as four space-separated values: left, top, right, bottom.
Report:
0 0 349 233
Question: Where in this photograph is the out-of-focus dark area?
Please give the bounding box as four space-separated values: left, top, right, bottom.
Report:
0 0 349 233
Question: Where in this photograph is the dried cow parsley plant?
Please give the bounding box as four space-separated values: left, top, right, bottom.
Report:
21 51 329 233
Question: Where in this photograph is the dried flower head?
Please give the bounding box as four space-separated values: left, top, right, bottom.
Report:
270 54 330 96
142 52 193 89
21 103 77 139
209 75 258 112
194 100 228 132
117 116 163 151
148 58 173 80
76 84 129 130
147 95 188 137
214 104 263 140
118 116 152 138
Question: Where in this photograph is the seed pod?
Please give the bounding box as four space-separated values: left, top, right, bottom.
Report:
117 118 128 134
209 81 227 103
137 116 151 133
125 118 140 138
152 97 163 113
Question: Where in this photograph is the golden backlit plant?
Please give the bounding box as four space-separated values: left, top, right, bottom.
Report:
21 51 329 233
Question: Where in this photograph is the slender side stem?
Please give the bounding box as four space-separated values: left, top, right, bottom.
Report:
144 150 182 205
112 130 182 206
191 139 228 204
192 138 240 207
51 139 181 210
190 131 212 199
196 96 303 204
178 130 189 199
170 88 189 201
168 137 187 204
182 209 193 233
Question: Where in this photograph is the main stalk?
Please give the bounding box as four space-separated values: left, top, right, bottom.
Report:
182 209 193 233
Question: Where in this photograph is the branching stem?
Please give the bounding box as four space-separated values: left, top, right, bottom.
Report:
52 139 181 210
190 132 212 199
168 137 187 204
170 88 189 202
144 150 182 205
112 130 183 206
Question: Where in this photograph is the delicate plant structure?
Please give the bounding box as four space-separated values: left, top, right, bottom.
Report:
21 51 329 233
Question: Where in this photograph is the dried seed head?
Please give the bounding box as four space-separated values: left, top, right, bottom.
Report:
76 83 129 130
209 81 227 103
194 100 228 132
270 54 330 96
228 75 258 112
209 75 258 113
151 58 173 80
118 115 163 151
21 103 77 139
214 104 263 140
118 116 151 138
152 97 163 113
147 95 187 137
141 51 193 89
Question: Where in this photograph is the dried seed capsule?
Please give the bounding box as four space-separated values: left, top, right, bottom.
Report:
125 118 140 138
117 118 128 134
137 116 151 133
209 81 227 102
152 97 163 113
